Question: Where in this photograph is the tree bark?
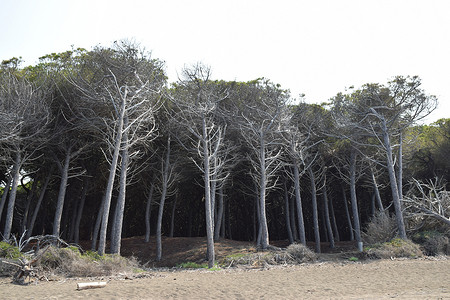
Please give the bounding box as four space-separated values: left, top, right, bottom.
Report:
214 187 224 241
370 167 384 212
381 119 407 239
169 197 177 238
98 96 127 255
342 186 354 241
144 180 155 243
0 176 12 226
74 178 88 244
322 179 335 249
91 197 104 251
156 137 171 261
308 167 321 253
349 150 362 248
111 116 130 255
26 172 51 239
257 133 270 249
329 192 340 242
3 151 21 241
283 180 294 244
53 147 72 237
293 162 306 245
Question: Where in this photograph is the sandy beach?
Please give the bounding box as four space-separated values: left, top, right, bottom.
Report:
0 258 448 299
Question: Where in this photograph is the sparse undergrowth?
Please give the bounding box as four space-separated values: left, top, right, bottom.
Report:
220 243 317 267
411 231 450 256
364 238 423 259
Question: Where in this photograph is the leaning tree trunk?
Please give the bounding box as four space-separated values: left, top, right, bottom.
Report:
381 119 407 239
156 137 171 261
111 118 130 255
397 131 403 205
26 172 51 239
91 196 104 251
329 191 340 242
53 147 72 237
3 151 22 241
293 162 306 245
21 176 37 235
349 150 362 250
144 180 155 243
308 167 321 253
98 98 126 255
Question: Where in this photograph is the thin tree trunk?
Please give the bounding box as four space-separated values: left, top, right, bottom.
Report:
74 179 88 244
283 180 294 244
397 131 403 203
289 189 298 241
69 197 78 241
202 117 215 268
3 151 21 241
169 197 177 238
91 197 104 251
26 172 51 239
98 97 127 255
370 167 384 212
381 119 407 239
349 150 362 250
258 133 270 249
111 117 130 255
293 163 306 245
53 147 72 236
342 186 354 241
308 167 321 253
21 175 37 235
156 137 171 261
214 186 224 241
144 180 155 243
329 192 340 242
220 196 226 239
322 179 335 249
0 175 12 226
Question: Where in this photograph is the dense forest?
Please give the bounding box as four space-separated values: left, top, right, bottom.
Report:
0 41 449 268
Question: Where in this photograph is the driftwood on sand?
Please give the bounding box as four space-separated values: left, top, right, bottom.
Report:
76 282 107 290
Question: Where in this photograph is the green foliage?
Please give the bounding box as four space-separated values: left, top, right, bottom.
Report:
176 261 220 270
0 242 23 259
364 238 423 259
348 256 359 262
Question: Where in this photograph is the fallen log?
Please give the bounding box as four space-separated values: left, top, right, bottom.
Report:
76 281 107 290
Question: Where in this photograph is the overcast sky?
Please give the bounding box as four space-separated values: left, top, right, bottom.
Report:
1 0 449 123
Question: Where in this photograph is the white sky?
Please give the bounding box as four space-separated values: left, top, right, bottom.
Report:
1 0 449 123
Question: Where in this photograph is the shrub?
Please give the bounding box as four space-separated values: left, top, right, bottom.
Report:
0 242 23 259
285 243 317 263
412 231 450 256
364 238 423 259
362 211 398 245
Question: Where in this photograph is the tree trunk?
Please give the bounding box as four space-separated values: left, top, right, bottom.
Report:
214 187 224 241
0 175 12 226
381 119 407 239
74 178 88 244
169 197 177 238
397 131 403 203
283 180 294 244
144 180 155 243
293 162 306 245
98 97 126 255
289 189 298 242
322 179 335 249
26 172 51 239
111 117 130 255
91 197 104 251
156 137 171 261
53 147 72 237
370 167 385 212
202 117 215 268
342 186 354 241
349 150 362 249
21 176 37 235
258 133 270 249
308 167 321 253
329 192 340 242
3 151 21 241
